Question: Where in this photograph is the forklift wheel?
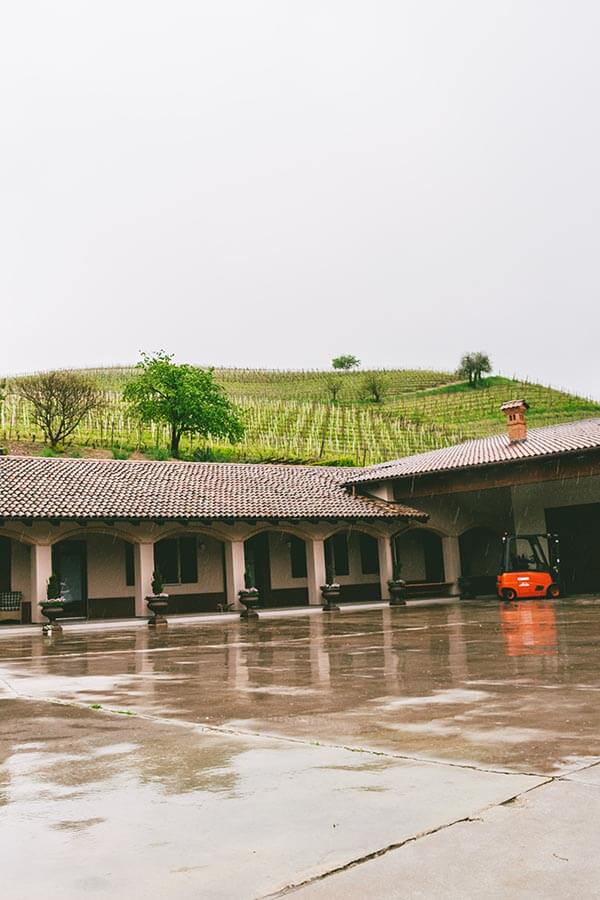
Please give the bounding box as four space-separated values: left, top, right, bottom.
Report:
546 583 561 599
501 588 517 602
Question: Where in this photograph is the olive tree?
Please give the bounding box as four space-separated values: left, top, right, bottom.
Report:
458 352 492 386
123 351 244 458
16 370 102 449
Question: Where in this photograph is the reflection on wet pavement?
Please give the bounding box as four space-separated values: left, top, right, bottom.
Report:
2 599 600 897
1 600 599 774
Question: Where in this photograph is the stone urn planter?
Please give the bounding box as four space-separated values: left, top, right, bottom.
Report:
320 583 341 611
388 579 407 607
39 600 65 635
239 588 260 620
147 570 168 627
146 594 169 626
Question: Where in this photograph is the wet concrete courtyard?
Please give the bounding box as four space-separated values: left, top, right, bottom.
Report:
2 599 600 898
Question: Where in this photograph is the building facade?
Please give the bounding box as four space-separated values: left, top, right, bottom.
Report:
2 404 600 625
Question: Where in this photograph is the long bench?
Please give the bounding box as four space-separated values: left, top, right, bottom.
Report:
0 591 23 624
405 582 453 599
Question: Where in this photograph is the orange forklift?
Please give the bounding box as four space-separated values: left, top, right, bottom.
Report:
497 533 561 601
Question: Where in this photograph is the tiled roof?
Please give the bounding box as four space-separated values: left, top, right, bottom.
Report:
346 418 600 485
0 456 426 521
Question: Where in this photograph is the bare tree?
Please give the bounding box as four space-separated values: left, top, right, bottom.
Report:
16 370 102 449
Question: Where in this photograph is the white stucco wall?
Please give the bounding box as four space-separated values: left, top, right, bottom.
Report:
86 535 132 599
394 531 427 581
268 533 308 590
332 531 380 586
10 540 30 597
511 475 600 533
159 536 225 595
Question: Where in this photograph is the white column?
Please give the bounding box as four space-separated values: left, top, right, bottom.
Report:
134 542 155 616
378 536 394 600
224 540 245 609
442 535 461 596
30 543 53 624
306 538 326 606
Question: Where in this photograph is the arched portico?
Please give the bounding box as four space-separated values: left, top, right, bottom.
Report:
49 526 228 619
0 533 33 625
323 527 382 602
393 527 446 587
244 529 309 607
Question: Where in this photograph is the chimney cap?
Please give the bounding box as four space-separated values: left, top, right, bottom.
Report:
500 399 529 413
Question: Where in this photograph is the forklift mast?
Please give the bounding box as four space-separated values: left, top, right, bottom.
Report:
501 533 561 583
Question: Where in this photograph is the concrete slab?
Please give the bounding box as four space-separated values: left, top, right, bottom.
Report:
0 699 540 900
1 599 599 898
293 780 600 899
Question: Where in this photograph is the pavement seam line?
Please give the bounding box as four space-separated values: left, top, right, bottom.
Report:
0 686 554 779
260 777 556 898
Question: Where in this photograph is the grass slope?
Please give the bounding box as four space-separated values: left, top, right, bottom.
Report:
2 367 599 465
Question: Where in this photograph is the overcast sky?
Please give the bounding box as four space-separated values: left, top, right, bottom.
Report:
1 2 598 398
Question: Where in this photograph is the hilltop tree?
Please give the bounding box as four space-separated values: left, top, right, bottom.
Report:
332 354 360 371
124 351 244 458
16 370 102 449
458 352 492 387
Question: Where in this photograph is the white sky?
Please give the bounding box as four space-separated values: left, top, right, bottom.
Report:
1 2 598 398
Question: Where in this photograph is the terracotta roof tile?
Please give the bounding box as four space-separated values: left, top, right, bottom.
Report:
0 456 426 521
346 418 600 484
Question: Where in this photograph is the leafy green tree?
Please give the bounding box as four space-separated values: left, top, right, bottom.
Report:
16 370 102 449
362 373 387 403
325 375 343 404
123 352 244 458
458 352 492 386
332 354 360 370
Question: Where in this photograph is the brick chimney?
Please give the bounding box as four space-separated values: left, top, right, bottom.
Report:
500 399 529 442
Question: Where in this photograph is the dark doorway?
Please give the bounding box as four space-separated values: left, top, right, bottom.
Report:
422 531 445 582
244 533 272 602
546 504 600 595
459 528 501 595
52 541 88 617
0 537 11 593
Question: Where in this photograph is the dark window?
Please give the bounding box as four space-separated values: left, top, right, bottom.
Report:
359 534 379 575
0 537 11 592
124 542 135 586
325 532 349 578
289 536 307 578
179 536 198 583
155 539 179 584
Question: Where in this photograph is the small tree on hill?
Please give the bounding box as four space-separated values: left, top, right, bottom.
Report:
16 370 102 449
332 354 360 370
123 351 244 458
458 352 492 387
362 373 387 403
325 375 343 404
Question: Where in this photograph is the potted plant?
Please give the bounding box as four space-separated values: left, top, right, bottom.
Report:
146 569 169 626
238 567 260 619
320 546 340 611
388 544 406 607
40 573 65 633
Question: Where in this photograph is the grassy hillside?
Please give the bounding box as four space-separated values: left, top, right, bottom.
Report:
2 366 599 465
